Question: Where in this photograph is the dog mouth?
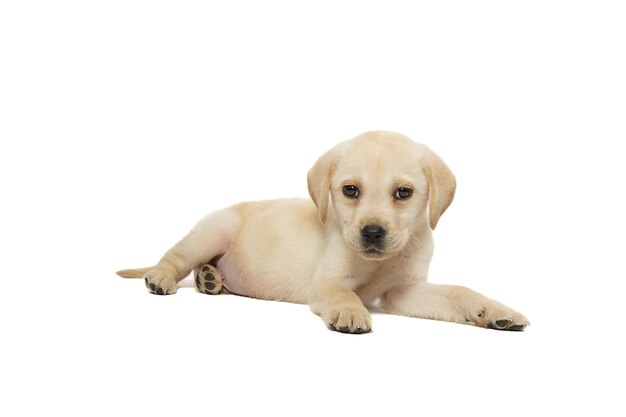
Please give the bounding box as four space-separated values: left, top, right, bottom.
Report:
361 246 386 257
345 230 402 259
358 235 407 259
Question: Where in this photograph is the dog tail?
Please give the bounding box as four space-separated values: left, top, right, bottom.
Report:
116 267 153 278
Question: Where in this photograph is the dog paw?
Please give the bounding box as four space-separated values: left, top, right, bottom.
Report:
195 264 223 295
468 303 529 331
144 266 177 295
323 305 372 334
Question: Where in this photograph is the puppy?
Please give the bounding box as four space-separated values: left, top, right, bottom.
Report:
118 131 528 333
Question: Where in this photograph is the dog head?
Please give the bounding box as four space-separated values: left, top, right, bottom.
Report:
308 131 456 260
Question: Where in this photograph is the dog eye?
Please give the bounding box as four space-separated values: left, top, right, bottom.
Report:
343 185 359 198
394 187 413 200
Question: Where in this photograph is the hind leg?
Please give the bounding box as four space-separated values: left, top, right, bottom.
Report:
145 207 241 295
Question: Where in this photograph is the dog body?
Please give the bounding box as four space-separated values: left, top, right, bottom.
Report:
213 198 325 303
118 131 528 333
209 198 429 306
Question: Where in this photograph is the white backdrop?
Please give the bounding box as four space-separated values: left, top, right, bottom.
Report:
1 1 625 416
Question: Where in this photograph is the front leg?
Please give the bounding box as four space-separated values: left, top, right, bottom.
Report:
310 278 372 334
382 282 529 331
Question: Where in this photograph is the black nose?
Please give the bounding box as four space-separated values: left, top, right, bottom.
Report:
361 224 386 244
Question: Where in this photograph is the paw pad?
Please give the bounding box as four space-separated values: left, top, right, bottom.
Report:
145 278 167 296
495 319 510 328
195 264 224 295
488 319 527 331
333 326 369 334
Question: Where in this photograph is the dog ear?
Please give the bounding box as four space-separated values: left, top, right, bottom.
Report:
419 144 456 229
307 143 344 223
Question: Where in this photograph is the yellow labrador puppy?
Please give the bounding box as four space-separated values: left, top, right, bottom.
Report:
118 131 528 333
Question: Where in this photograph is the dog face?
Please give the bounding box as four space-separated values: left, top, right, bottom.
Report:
308 131 456 260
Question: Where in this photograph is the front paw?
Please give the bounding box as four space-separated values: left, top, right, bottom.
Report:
468 301 529 331
144 266 177 295
322 305 372 334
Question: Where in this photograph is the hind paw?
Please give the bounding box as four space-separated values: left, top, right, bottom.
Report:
195 264 223 295
144 266 177 295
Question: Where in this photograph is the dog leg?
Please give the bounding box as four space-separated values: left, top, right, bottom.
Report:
381 282 529 331
143 208 241 295
310 279 372 334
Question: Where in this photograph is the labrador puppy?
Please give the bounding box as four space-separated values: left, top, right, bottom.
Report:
118 131 528 333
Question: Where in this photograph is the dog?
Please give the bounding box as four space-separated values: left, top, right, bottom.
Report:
117 131 528 333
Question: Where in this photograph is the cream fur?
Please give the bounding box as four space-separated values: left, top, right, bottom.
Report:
117 131 528 333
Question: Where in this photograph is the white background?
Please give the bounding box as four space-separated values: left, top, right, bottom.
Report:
1 1 625 416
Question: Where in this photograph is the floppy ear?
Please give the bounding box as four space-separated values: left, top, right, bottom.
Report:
307 143 344 223
419 144 456 230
